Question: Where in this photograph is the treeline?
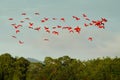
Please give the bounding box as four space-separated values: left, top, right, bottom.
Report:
0 53 120 80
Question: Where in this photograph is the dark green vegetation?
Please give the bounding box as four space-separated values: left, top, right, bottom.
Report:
0 53 120 80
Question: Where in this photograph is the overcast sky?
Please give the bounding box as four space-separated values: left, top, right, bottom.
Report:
0 0 120 61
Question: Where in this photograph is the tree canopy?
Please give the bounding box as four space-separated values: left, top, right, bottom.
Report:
0 53 120 80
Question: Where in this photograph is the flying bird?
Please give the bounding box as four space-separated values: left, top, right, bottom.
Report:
34 27 41 31
101 18 107 22
44 38 49 41
74 26 81 33
52 27 56 29
44 26 49 30
72 16 80 21
34 12 40 15
8 18 13 20
46 29 50 33
11 36 17 39
88 37 93 41
89 23 93 26
82 14 87 17
12 24 22 29
44 17 49 21
69 30 74 33
44 26 50 33
21 13 26 15
11 24 16 26
20 20 24 23
19 40 24 44
24 18 30 20
98 25 105 29
52 31 59 35
85 18 90 21
52 18 57 20
41 19 45 23
84 23 89 27
16 30 20 34
60 18 65 22
57 25 62 28
28 22 34 29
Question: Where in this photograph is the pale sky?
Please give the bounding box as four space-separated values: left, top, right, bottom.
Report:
0 0 120 61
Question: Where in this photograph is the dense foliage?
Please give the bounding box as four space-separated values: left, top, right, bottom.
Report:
0 53 120 80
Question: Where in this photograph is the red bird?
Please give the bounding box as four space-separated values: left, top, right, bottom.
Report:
76 17 80 20
8 18 13 20
67 27 72 30
72 16 80 20
13 24 22 29
62 27 69 30
95 21 102 26
52 31 59 35
19 40 24 44
44 17 49 21
85 18 90 21
17 24 22 27
11 24 16 26
72 16 77 18
16 30 20 34
46 29 50 33
12 25 19 29
52 18 57 20
44 26 50 33
101 18 107 22
89 23 93 26
21 13 26 15
92 20 97 23
98 25 105 29
83 14 87 17
24 18 30 20
20 20 24 23
74 26 81 33
44 38 49 41
29 22 34 29
84 23 89 27
34 12 40 15
34 27 41 31
88 37 93 41
11 36 17 38
29 22 33 26
60 18 65 22
57 25 62 28
41 19 45 23
44 26 49 30
69 30 74 33
52 27 56 29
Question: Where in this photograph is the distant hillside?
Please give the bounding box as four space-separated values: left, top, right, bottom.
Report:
27 57 40 62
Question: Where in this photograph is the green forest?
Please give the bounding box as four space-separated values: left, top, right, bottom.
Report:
0 53 120 80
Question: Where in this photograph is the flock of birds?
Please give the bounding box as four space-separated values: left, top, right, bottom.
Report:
8 12 107 44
